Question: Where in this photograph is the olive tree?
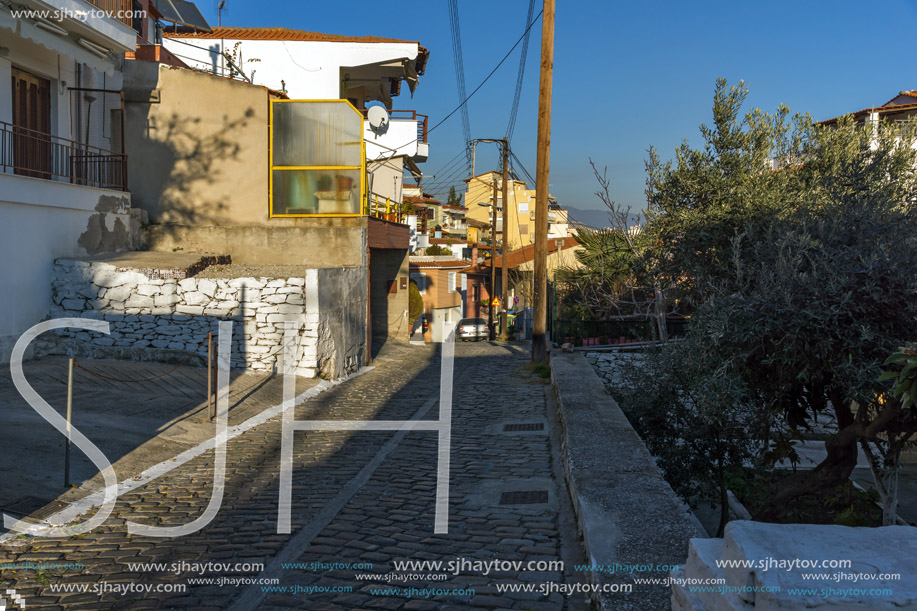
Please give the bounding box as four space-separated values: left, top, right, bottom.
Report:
632 79 917 523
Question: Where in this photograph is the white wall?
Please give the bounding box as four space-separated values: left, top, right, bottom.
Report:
430 306 461 343
365 117 421 159
161 38 420 99
0 175 134 362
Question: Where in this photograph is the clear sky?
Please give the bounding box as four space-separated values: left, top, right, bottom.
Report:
204 0 917 215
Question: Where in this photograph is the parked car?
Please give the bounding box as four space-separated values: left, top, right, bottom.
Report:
457 317 489 341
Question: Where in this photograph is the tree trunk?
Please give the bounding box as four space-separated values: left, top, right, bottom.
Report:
756 393 859 520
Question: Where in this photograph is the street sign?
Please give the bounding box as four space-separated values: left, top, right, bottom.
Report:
491 297 501 307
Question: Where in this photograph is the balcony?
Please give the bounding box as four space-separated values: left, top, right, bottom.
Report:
83 0 135 28
363 109 429 162
0 120 127 191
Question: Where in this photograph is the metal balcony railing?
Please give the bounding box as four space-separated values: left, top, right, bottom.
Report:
0 121 127 191
82 0 136 27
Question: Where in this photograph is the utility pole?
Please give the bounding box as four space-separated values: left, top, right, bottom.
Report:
500 138 509 341
489 177 498 341
532 0 554 362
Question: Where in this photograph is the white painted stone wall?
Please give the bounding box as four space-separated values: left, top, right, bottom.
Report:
673 521 917 610
586 351 645 389
46 260 321 376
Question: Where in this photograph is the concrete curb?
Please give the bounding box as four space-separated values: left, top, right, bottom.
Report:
551 351 703 610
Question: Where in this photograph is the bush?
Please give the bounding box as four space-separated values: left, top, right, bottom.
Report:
409 281 423 324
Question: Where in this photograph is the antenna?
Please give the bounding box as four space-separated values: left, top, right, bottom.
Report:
367 106 390 133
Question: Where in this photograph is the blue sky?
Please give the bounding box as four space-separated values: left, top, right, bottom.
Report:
206 0 917 215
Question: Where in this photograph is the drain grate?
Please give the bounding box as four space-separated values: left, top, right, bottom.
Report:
3 496 65 520
499 490 549 505
503 423 545 432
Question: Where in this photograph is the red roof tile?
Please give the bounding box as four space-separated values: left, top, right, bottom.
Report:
163 26 419 45
460 236 580 273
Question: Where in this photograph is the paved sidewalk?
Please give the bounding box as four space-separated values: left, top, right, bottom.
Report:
0 341 580 610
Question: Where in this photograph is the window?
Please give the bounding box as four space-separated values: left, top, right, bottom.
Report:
448 272 457 293
270 100 364 217
411 273 427 294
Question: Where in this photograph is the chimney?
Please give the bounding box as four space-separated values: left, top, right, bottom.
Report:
471 246 478 266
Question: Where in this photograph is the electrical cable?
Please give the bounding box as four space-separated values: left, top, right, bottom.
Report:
506 0 536 144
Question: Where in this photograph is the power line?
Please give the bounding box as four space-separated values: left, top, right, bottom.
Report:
510 150 537 185
448 0 472 171
376 10 544 170
428 8 543 137
506 0 536 144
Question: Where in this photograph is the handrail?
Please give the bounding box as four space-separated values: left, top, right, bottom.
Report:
82 0 135 27
0 120 127 191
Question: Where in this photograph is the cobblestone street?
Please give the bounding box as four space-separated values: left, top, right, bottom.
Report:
0 341 583 610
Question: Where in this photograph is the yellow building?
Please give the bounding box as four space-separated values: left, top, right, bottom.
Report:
463 171 569 251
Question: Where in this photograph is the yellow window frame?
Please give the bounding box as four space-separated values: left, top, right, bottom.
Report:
269 99 367 218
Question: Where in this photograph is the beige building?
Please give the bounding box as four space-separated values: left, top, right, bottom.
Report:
463 171 569 251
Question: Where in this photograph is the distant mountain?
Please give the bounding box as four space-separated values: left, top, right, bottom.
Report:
564 206 645 230
564 206 612 229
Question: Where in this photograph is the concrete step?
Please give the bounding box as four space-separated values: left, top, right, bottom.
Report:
671 566 710 611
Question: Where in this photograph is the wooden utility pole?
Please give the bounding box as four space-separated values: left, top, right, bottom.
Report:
499 139 509 340
532 0 555 362
489 178 498 340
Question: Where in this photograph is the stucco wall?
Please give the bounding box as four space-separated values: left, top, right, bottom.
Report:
124 61 272 227
369 249 410 341
309 267 367 378
143 222 368 268
0 177 140 363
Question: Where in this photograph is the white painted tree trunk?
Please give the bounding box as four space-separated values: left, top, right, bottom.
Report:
860 439 900 526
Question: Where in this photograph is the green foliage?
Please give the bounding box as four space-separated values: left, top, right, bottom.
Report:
447 186 461 207
616 342 765 534
424 244 451 256
557 228 649 318
409 281 424 324
612 77 917 522
880 345 917 409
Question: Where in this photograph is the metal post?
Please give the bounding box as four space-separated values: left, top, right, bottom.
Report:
208 332 216 421
500 139 509 340
490 178 498 340
65 358 74 487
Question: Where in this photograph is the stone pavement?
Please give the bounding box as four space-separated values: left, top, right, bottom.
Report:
0 356 318 520
0 341 586 610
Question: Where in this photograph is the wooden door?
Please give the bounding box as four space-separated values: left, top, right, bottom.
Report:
11 67 52 178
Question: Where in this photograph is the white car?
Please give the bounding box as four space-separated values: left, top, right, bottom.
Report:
457 317 489 341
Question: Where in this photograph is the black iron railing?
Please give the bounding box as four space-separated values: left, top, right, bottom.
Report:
0 120 127 191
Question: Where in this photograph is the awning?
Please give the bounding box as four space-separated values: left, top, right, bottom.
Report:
0 8 117 75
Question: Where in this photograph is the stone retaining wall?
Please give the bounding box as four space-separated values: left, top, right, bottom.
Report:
551 352 703 610
42 259 366 379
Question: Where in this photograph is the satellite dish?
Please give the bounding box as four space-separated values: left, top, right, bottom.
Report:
367 106 389 133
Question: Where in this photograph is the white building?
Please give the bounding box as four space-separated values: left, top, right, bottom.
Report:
162 26 430 215
0 0 142 361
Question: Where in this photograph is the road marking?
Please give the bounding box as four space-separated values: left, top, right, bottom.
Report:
230 393 442 611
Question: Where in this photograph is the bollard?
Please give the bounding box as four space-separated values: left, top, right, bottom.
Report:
208 332 216 421
65 357 74 487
